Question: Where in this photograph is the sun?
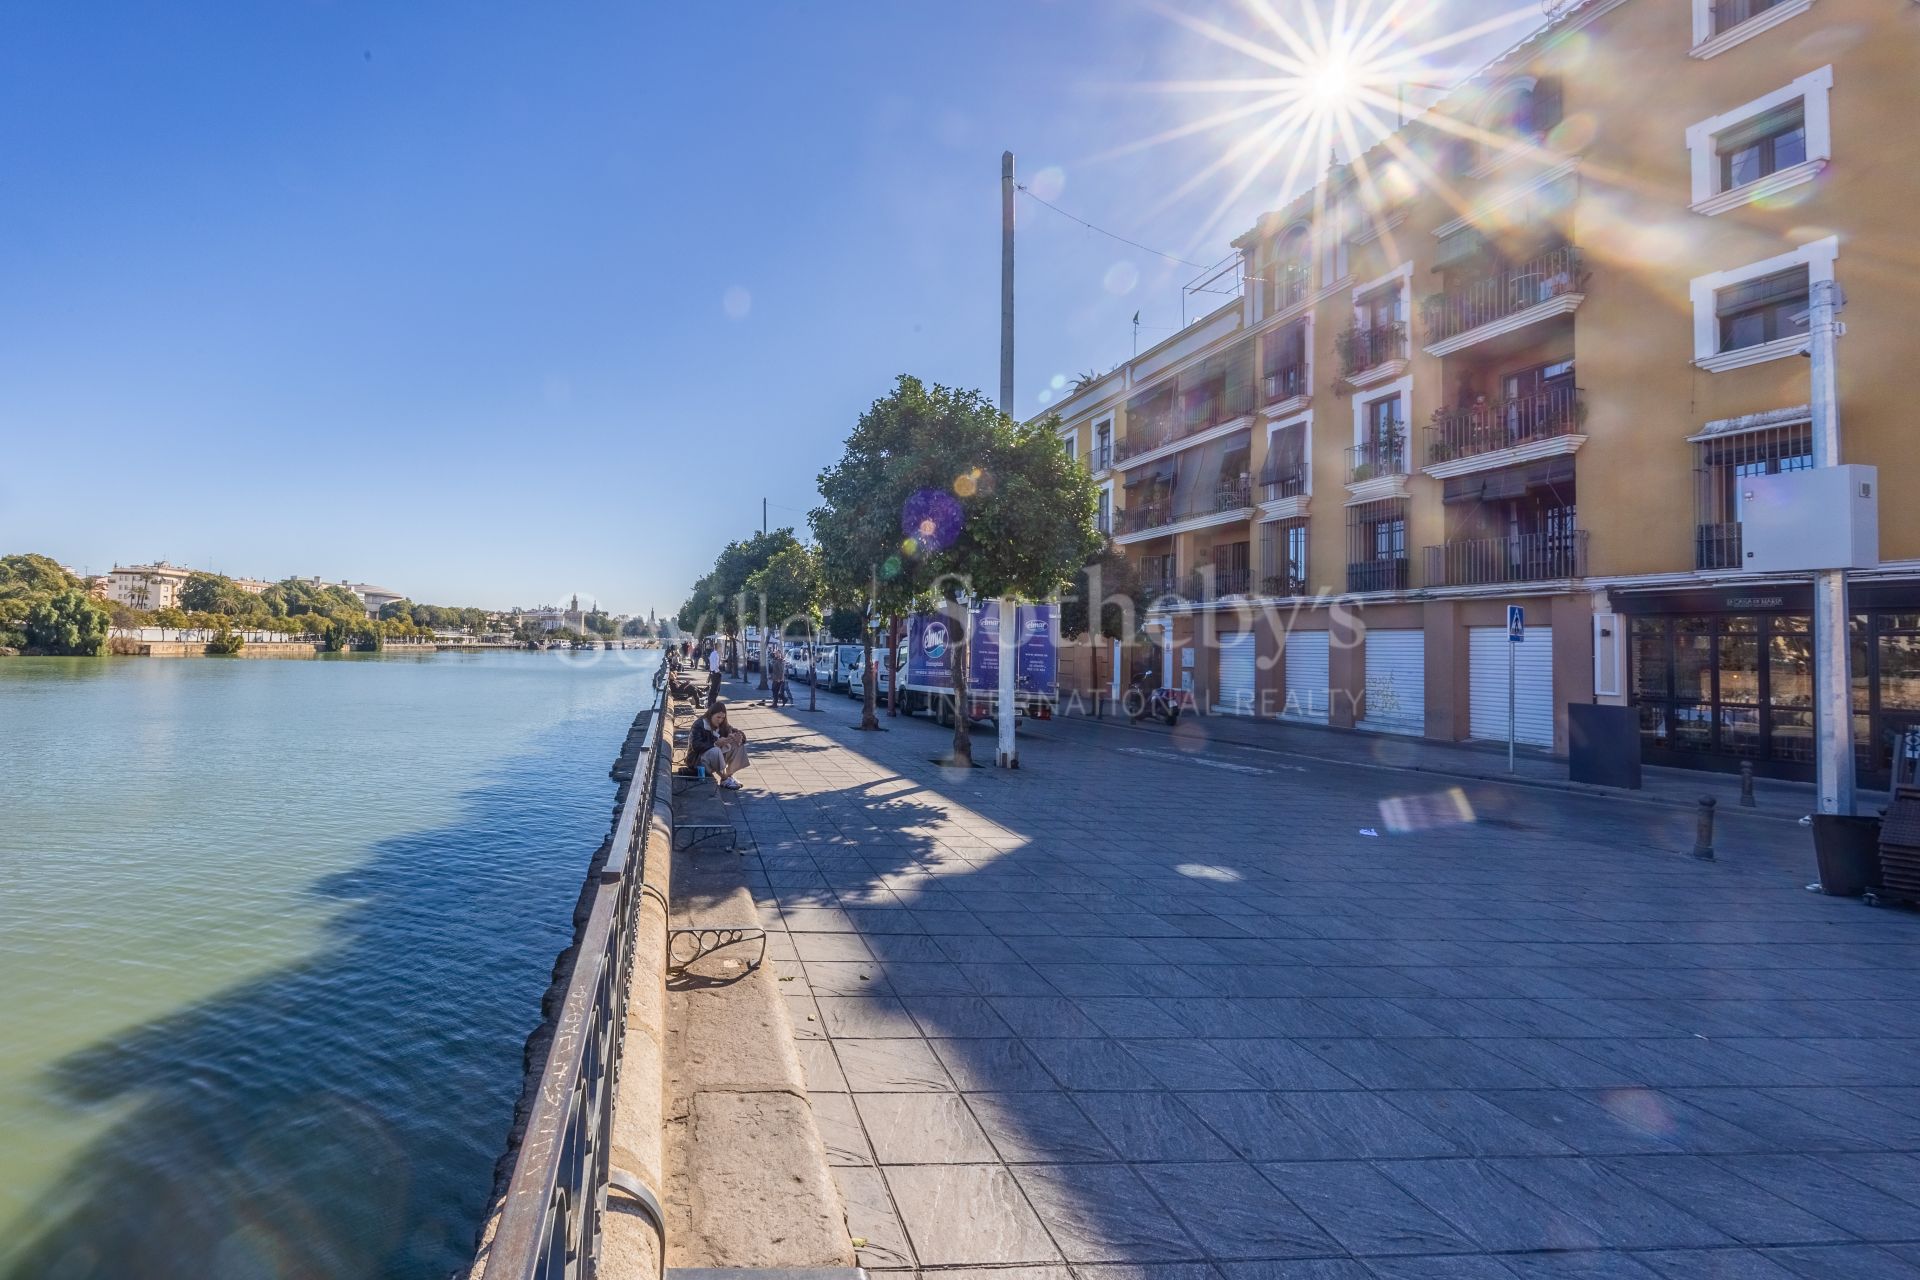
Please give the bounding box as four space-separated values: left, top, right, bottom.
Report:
1306 55 1355 108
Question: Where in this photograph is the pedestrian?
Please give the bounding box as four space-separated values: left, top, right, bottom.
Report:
704 638 723 707
767 643 790 707
687 700 749 791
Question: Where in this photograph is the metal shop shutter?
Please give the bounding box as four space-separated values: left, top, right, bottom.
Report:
1215 630 1258 716
1362 629 1426 736
1282 631 1330 723
1470 625 1555 747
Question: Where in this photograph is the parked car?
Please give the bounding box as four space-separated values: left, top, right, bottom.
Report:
811 646 836 689
829 644 863 692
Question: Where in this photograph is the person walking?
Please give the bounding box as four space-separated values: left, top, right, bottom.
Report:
767 643 790 707
686 701 749 791
702 639 724 707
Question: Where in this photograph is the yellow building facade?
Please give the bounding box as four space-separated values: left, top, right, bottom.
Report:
1043 0 1920 785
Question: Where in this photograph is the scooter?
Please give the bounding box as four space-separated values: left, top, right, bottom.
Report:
1122 673 1182 726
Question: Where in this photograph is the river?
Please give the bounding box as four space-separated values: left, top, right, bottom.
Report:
0 649 660 1280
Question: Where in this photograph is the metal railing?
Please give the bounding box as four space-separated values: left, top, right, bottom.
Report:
1116 480 1254 536
1186 567 1252 598
1117 392 1254 462
1260 468 1306 502
1697 522 1743 570
1347 558 1411 593
1422 244 1584 345
1346 436 1408 484
1261 573 1309 597
1425 529 1589 586
482 692 664 1280
1425 385 1584 464
1091 442 1113 471
1264 365 1308 403
1335 322 1407 377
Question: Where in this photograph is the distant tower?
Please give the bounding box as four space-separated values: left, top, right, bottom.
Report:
570 593 579 612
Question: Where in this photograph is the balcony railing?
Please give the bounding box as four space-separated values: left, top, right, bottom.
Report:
1335 322 1408 378
1091 442 1113 471
1264 365 1308 404
1260 467 1306 502
1261 573 1309 597
1422 245 1586 346
1697 522 1742 570
1346 436 1409 485
1347 558 1411 594
1115 480 1253 537
1187 567 1252 598
1425 530 1589 586
1425 385 1585 465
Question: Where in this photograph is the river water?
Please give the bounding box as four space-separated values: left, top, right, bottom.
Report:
0 649 660 1280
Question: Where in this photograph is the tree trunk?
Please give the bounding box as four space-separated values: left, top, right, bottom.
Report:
808 626 819 712
860 627 879 730
948 606 973 766
757 596 770 690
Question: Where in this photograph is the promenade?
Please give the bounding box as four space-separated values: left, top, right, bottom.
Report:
700 671 1920 1278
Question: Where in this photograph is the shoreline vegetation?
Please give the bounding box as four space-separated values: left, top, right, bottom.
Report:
1 553 661 658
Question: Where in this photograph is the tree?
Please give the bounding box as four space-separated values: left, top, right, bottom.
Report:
180 572 247 615
24 590 111 656
207 628 245 655
0 553 88 648
747 542 827 713
813 377 1100 764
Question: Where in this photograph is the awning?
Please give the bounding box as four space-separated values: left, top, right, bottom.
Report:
1172 431 1251 512
1442 455 1575 505
1125 461 1176 487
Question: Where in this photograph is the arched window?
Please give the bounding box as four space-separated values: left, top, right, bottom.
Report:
1272 224 1312 310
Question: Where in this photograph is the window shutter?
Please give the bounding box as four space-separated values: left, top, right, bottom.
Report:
1530 77 1563 133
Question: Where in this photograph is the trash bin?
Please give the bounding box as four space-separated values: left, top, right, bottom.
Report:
1811 814 1883 898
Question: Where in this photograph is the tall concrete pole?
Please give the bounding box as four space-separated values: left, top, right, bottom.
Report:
998 151 1020 768
1809 279 1854 816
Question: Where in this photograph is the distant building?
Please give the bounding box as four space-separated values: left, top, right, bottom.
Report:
232 578 272 596
342 582 406 618
105 563 192 610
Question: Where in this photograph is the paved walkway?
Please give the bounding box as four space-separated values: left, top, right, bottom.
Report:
707 673 1920 1279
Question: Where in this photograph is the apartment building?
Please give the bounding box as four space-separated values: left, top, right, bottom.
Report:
104 562 193 610
1044 0 1920 786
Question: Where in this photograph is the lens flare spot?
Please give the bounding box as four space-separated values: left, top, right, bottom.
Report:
953 472 978 498
1176 863 1243 882
1379 788 1476 834
1170 717 1208 753
1029 165 1067 201
1104 261 1140 295
1050 373 1067 391
721 286 752 320
901 488 965 554
1600 1088 1676 1138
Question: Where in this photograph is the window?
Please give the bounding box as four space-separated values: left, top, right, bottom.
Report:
1346 499 1410 593
1713 0 1789 36
1693 420 1814 568
1262 519 1308 595
1689 235 1835 371
1716 267 1808 353
1272 224 1312 311
1690 0 1812 57
1685 67 1830 212
1096 487 1111 534
1063 434 1078 463
1365 394 1403 448
1718 102 1806 190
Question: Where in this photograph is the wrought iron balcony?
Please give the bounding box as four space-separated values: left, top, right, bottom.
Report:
1260 467 1306 503
1186 567 1252 599
1347 558 1411 594
1696 522 1743 571
1264 365 1308 404
1115 481 1253 537
1422 245 1585 346
1425 385 1584 465
1346 436 1409 485
1335 322 1408 378
1116 502 1174 536
1091 442 1113 471
1425 530 1589 586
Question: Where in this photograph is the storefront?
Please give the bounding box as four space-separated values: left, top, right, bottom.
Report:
1616 580 1920 790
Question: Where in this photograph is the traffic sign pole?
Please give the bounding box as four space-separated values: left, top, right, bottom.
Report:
1507 605 1524 774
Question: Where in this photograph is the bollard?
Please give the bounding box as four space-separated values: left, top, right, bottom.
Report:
1693 796 1717 861
1739 761 1756 808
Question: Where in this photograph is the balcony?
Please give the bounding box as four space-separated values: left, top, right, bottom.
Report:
1697 522 1742 570
1114 402 1252 465
1335 322 1408 383
1421 245 1586 356
1347 558 1411 594
1260 467 1306 503
1346 437 1409 486
1424 530 1589 587
1186 567 1252 599
1114 479 1254 541
1263 365 1309 411
1424 386 1586 472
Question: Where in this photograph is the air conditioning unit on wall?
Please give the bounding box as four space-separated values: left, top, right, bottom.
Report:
1739 465 1879 573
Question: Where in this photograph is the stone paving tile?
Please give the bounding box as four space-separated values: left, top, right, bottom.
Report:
883 1163 1061 1265
721 690 1920 1275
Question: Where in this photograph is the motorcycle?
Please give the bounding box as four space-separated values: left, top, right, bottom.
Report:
1122 673 1182 726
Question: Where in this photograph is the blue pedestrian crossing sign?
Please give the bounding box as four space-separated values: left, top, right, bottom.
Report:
1507 605 1525 642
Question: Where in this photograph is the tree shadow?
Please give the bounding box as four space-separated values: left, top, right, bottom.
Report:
1 729 627 1280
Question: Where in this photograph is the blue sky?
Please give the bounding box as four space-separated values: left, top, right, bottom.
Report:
0 0 1527 614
